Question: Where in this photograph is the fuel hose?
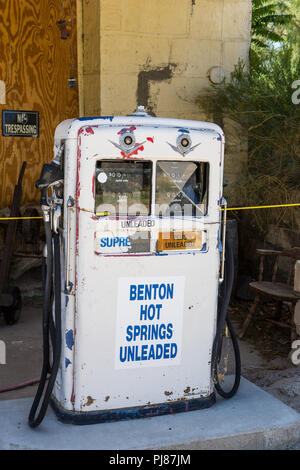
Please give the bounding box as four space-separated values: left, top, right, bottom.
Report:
212 238 241 399
28 229 62 428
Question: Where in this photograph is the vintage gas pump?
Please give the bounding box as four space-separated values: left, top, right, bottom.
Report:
29 107 240 427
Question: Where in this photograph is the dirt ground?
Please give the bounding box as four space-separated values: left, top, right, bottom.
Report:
229 299 300 449
0 268 300 449
230 299 300 414
0 267 43 402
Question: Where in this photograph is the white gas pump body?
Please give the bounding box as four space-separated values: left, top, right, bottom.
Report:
51 113 225 423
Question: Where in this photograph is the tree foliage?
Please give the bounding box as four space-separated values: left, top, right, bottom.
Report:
197 1 300 237
198 46 300 236
252 0 294 48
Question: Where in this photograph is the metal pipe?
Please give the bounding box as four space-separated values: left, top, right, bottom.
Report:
219 197 227 284
65 196 74 293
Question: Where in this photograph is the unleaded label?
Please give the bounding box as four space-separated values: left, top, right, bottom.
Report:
157 231 203 251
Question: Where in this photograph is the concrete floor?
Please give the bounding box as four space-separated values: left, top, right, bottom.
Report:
0 301 42 401
0 267 43 400
1 274 300 449
1 378 300 450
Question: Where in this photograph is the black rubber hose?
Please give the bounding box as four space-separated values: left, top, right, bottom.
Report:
212 238 241 399
215 314 241 399
28 221 52 427
28 230 62 428
42 254 55 353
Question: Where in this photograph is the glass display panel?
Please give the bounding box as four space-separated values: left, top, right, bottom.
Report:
155 161 209 217
95 160 152 216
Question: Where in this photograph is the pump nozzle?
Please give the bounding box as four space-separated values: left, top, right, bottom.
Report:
36 143 64 205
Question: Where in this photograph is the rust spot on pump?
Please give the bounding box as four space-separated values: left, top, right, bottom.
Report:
184 386 191 394
104 396 110 402
83 396 95 407
164 391 173 396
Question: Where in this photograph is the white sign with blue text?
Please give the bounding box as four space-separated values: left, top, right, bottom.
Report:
115 276 185 369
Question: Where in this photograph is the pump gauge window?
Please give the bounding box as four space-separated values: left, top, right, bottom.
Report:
95 160 152 216
155 161 209 217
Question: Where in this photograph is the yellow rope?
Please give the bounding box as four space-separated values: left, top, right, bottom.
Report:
0 203 300 220
0 217 43 220
225 203 300 211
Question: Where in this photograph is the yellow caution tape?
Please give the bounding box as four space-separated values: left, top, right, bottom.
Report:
0 217 43 220
0 203 300 220
225 203 300 211
95 211 111 216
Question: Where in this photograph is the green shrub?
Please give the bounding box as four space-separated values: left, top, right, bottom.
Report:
198 46 300 237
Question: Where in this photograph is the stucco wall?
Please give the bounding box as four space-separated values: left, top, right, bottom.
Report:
79 0 252 185
101 0 251 115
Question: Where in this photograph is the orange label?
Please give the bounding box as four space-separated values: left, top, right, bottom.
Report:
157 231 203 251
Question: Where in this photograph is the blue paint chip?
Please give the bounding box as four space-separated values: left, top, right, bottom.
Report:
65 296 69 307
78 116 114 122
217 229 220 249
66 329 74 351
178 128 189 133
65 358 72 369
64 282 73 294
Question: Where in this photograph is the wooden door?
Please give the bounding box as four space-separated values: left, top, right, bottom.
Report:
0 0 79 208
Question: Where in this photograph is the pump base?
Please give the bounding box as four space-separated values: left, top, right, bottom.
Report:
50 393 216 425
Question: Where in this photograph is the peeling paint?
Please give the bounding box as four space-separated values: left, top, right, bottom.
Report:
66 329 74 350
92 174 95 198
104 395 110 402
65 358 71 369
164 391 173 396
184 386 191 394
117 126 136 135
83 395 95 407
51 394 216 423
71 387 75 405
78 126 95 137
78 116 114 122
66 281 73 292
120 144 144 159
85 126 94 135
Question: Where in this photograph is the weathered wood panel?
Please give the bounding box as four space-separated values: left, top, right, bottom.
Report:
0 0 79 208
